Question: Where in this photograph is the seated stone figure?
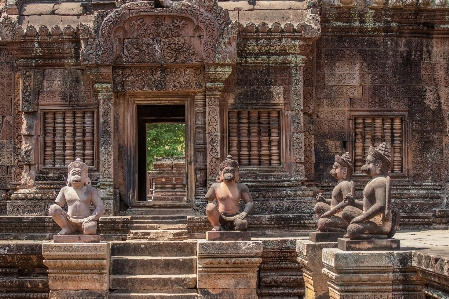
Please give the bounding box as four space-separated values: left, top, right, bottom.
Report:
205 155 254 231
315 152 355 232
49 158 105 235
342 142 399 240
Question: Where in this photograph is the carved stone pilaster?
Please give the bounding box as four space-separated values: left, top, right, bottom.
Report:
205 65 232 181
42 243 110 299
322 248 425 299
290 63 306 178
197 240 262 299
94 83 114 201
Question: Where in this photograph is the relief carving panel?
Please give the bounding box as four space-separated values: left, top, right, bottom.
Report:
118 16 201 64
39 69 94 106
113 66 204 92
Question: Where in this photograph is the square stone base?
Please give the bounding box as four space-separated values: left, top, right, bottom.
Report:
338 238 400 251
206 231 251 241
309 232 345 242
53 234 101 243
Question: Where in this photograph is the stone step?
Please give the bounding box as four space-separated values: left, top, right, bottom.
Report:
131 215 187 224
127 230 189 241
110 274 197 291
109 291 198 299
125 209 193 216
111 256 196 275
130 223 187 230
110 241 197 257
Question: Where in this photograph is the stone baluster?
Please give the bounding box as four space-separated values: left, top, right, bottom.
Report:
249 110 260 166
64 111 74 165
259 111 270 166
75 111 84 161
393 117 402 173
364 117 373 160
239 110 250 166
374 117 383 146
384 117 392 152
269 111 280 166
44 112 55 167
228 111 239 161
84 111 94 166
54 111 65 167
354 117 364 171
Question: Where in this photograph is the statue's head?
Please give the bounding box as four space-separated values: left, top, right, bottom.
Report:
219 155 239 183
67 158 89 187
361 142 391 177
331 152 353 180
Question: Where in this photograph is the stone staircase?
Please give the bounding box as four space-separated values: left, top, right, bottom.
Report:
127 215 190 241
109 241 198 298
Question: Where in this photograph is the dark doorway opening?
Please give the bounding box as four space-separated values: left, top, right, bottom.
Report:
137 105 186 201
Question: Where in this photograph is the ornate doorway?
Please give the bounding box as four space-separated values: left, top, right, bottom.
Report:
137 105 186 202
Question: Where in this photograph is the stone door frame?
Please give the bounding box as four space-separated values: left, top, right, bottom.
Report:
114 91 197 208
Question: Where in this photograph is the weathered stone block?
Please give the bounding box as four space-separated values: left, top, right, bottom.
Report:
297 239 338 299
42 243 109 291
197 241 262 298
322 249 425 299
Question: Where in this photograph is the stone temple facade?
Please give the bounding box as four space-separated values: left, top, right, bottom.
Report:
0 0 449 298
0 0 447 231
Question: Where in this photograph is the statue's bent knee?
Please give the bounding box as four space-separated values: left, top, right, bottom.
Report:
48 204 63 216
206 203 218 214
82 221 97 235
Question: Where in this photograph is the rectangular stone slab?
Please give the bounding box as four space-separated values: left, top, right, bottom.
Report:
206 231 251 241
309 232 345 242
338 238 400 251
53 235 100 243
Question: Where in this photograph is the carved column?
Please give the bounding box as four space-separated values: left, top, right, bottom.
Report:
205 65 232 182
42 243 110 299
197 240 263 298
88 67 114 211
13 69 43 189
290 59 307 178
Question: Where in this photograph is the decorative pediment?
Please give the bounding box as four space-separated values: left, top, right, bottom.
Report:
97 1 231 64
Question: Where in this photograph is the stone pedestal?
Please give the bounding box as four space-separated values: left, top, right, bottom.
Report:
297 239 338 299
53 234 100 243
309 232 345 242
206 231 251 241
197 240 262 299
338 238 400 251
322 248 425 299
42 243 110 299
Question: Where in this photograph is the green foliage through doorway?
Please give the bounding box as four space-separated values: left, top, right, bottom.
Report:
146 123 185 171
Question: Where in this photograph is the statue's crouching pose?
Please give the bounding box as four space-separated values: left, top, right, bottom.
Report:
315 152 355 232
342 143 399 240
205 155 254 231
49 158 105 235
